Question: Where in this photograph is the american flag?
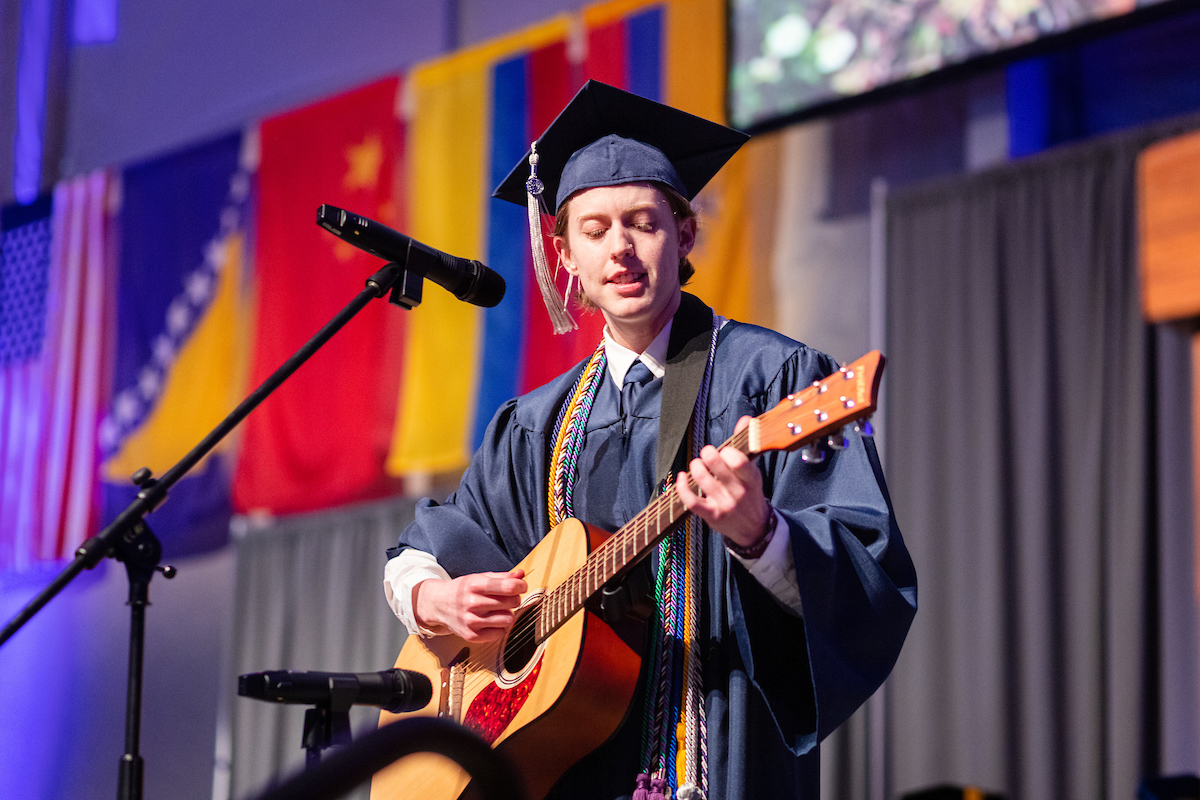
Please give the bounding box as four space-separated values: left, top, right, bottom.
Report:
0 171 113 570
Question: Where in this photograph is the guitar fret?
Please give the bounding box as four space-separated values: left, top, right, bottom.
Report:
599 543 606 586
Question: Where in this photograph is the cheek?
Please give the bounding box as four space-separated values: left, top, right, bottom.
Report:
646 237 674 270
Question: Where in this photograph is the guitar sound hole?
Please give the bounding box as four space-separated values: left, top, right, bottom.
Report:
502 602 539 675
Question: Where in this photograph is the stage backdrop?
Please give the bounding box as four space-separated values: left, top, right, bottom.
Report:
385 0 775 479
884 112 1200 800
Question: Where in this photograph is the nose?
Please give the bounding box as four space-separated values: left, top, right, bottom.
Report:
610 228 634 260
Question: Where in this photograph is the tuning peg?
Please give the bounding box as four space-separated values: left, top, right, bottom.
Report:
799 443 826 464
854 416 875 437
826 428 847 450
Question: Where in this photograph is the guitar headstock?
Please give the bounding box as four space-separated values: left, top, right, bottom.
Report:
749 350 885 456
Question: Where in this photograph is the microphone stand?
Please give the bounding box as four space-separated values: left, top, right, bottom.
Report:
0 260 423 800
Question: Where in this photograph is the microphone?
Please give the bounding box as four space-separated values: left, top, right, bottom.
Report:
317 205 505 307
238 668 433 714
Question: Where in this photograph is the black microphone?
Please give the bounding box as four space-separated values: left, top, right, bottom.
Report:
238 668 433 714
317 205 505 307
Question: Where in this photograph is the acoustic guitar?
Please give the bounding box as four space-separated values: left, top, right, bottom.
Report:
369 351 885 800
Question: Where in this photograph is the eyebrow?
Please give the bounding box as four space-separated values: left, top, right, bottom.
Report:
574 202 662 224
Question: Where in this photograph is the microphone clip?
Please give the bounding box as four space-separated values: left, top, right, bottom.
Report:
386 262 423 310
364 261 423 310
301 676 360 767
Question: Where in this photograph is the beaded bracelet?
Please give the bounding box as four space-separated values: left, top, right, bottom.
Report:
724 504 776 560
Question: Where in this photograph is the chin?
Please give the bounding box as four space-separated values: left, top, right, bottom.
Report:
601 294 654 319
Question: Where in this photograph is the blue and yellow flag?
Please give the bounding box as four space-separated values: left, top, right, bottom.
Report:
100 132 253 557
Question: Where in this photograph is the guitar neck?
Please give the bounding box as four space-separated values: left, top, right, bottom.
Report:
533 429 748 641
532 350 884 644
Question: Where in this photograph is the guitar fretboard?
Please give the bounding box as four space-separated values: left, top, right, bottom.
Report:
532 427 750 643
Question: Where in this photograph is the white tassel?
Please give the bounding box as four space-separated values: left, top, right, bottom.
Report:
526 144 576 334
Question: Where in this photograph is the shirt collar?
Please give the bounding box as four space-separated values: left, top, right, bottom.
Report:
603 319 672 389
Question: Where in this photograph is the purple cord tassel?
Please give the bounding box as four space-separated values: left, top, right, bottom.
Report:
632 773 650 800
649 776 669 800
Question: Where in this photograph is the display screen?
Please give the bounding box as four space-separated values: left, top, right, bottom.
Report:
729 0 1170 130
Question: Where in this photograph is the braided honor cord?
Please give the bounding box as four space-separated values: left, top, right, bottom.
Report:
638 314 719 800
547 342 607 527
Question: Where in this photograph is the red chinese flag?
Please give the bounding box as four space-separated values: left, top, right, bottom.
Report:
234 78 406 515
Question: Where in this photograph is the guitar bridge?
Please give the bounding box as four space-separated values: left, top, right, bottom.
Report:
438 647 470 722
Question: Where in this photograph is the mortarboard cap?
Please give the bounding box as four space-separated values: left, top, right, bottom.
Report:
493 81 748 335
493 80 749 210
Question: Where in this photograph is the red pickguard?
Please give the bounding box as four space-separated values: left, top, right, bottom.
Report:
462 657 543 745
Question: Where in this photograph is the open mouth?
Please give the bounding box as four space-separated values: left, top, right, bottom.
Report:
608 272 645 285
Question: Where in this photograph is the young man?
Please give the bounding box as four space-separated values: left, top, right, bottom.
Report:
384 82 917 800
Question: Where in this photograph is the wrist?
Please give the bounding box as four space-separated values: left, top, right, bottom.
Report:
724 504 776 560
412 579 450 636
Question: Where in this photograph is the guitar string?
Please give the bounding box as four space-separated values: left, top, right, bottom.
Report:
451 484 685 679
446 382 858 702
449 476 691 686
438 369 869 704
442 399 837 687
443 391 845 689
448 436 742 691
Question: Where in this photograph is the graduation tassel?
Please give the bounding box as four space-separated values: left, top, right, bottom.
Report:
526 143 576 334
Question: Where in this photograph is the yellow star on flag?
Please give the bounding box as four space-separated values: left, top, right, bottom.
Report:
343 133 383 192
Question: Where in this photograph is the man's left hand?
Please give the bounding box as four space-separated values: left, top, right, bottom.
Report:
675 415 771 549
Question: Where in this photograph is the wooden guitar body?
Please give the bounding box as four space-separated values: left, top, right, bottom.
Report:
369 518 643 800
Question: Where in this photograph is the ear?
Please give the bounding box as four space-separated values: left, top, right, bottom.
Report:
552 235 577 275
676 215 697 258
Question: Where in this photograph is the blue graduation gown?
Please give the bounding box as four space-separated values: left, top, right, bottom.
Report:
390 310 918 800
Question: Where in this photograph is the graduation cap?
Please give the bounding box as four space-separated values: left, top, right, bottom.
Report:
493 80 749 334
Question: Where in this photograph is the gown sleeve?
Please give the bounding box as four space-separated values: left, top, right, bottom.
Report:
716 336 918 755
386 396 554 578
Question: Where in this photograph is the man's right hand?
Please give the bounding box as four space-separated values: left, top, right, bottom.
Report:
412 569 528 643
